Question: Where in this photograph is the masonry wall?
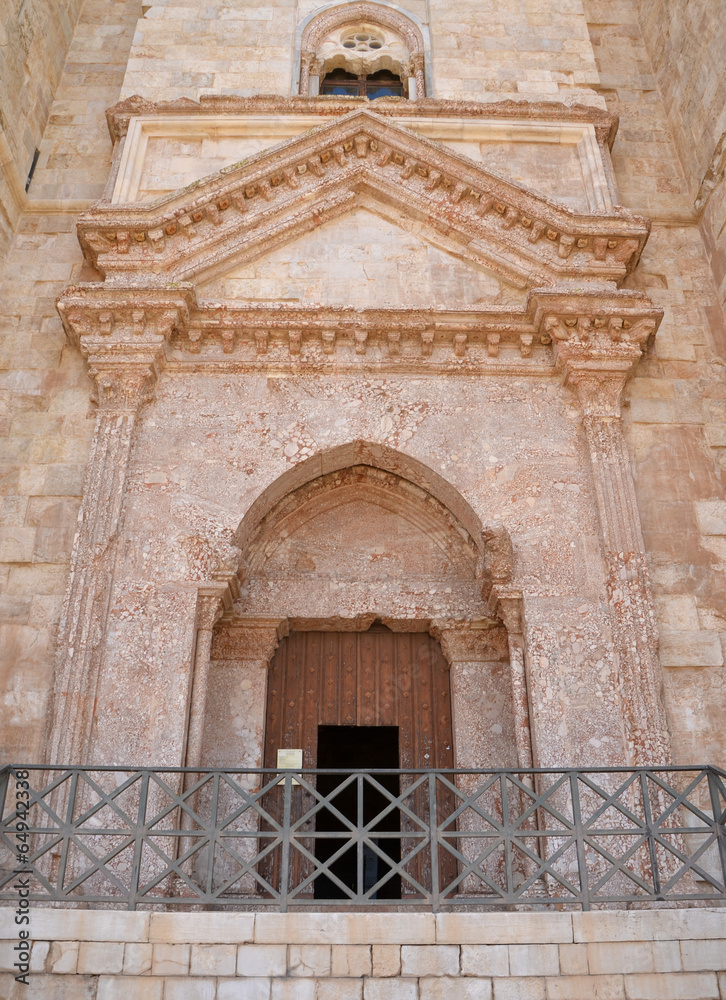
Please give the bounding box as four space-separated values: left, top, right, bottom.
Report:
3 908 726 999
1 0 726 770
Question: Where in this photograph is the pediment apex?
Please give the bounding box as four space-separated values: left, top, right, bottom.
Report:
80 107 650 289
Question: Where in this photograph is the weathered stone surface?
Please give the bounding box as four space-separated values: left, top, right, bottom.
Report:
622 972 720 1000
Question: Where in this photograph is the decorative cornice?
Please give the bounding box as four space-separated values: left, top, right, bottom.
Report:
55 283 662 373
106 95 619 146
80 109 645 287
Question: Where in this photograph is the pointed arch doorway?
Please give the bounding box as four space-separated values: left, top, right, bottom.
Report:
262 622 455 899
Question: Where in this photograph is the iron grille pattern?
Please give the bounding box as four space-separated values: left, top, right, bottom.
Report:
1 765 725 911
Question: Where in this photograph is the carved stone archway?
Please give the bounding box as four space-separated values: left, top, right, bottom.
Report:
294 1 431 98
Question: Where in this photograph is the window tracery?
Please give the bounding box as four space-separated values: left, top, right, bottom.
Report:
297 2 427 99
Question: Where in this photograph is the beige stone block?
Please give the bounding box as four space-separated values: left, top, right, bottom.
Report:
659 630 723 667
510 945 559 977
680 939 726 971
461 945 509 976
289 944 332 977
151 943 190 976
238 944 288 977
629 399 672 423
401 945 459 976
545 975 624 999
654 595 699 630
0 942 18 971
218 979 272 999
97 977 164 1000
191 943 237 976
436 914 572 945
331 944 372 977
372 945 401 977
271 982 317 1000
124 942 153 976
316 981 364 1000
493 979 546 1000
622 972 719 999
31 940 50 972
3 973 96 998
47 940 80 973
164 978 216 1000
0 527 36 562
149 911 254 943
588 942 653 975
257 914 435 944
363 981 419 1000
419 978 492 999
574 910 726 943
0 909 149 942
651 941 681 973
696 500 726 535
718 972 726 997
77 941 124 974
559 944 588 976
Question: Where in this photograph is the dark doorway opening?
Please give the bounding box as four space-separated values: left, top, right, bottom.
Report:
314 725 401 899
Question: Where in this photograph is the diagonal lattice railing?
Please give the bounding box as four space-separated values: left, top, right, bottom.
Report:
1 765 724 911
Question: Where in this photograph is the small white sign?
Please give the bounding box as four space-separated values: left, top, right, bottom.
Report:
277 748 302 784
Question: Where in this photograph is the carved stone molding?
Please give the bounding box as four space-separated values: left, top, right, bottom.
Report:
76 109 648 286
106 95 619 147
55 285 662 375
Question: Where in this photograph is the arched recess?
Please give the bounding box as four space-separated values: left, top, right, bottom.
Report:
293 0 432 99
198 443 526 780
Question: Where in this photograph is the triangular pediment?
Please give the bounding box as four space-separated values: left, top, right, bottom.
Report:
198 205 526 309
78 108 649 292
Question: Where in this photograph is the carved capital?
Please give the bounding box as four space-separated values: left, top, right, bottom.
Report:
211 617 289 662
430 621 506 663
563 357 636 418
88 358 161 412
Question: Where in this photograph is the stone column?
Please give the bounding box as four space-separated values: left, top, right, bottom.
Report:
411 52 425 99
46 355 161 766
184 585 236 770
564 355 670 765
299 51 313 96
494 592 534 769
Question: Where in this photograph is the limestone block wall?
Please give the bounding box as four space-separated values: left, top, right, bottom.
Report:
2 908 725 998
119 0 603 105
0 0 84 189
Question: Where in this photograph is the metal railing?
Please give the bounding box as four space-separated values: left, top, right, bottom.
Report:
1 764 725 911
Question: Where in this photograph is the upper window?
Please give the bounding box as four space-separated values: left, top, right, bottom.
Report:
319 67 405 99
297 3 428 100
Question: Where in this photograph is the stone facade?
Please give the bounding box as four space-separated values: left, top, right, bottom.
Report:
1 0 726 993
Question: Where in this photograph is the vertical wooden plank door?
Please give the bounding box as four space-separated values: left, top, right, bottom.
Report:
262 625 454 900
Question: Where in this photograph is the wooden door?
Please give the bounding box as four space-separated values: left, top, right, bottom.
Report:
262 625 454 899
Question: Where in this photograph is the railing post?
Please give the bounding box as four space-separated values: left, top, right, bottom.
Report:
280 773 292 913
640 769 661 898
357 773 364 900
570 771 590 911
428 771 440 911
707 766 726 890
128 770 149 911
